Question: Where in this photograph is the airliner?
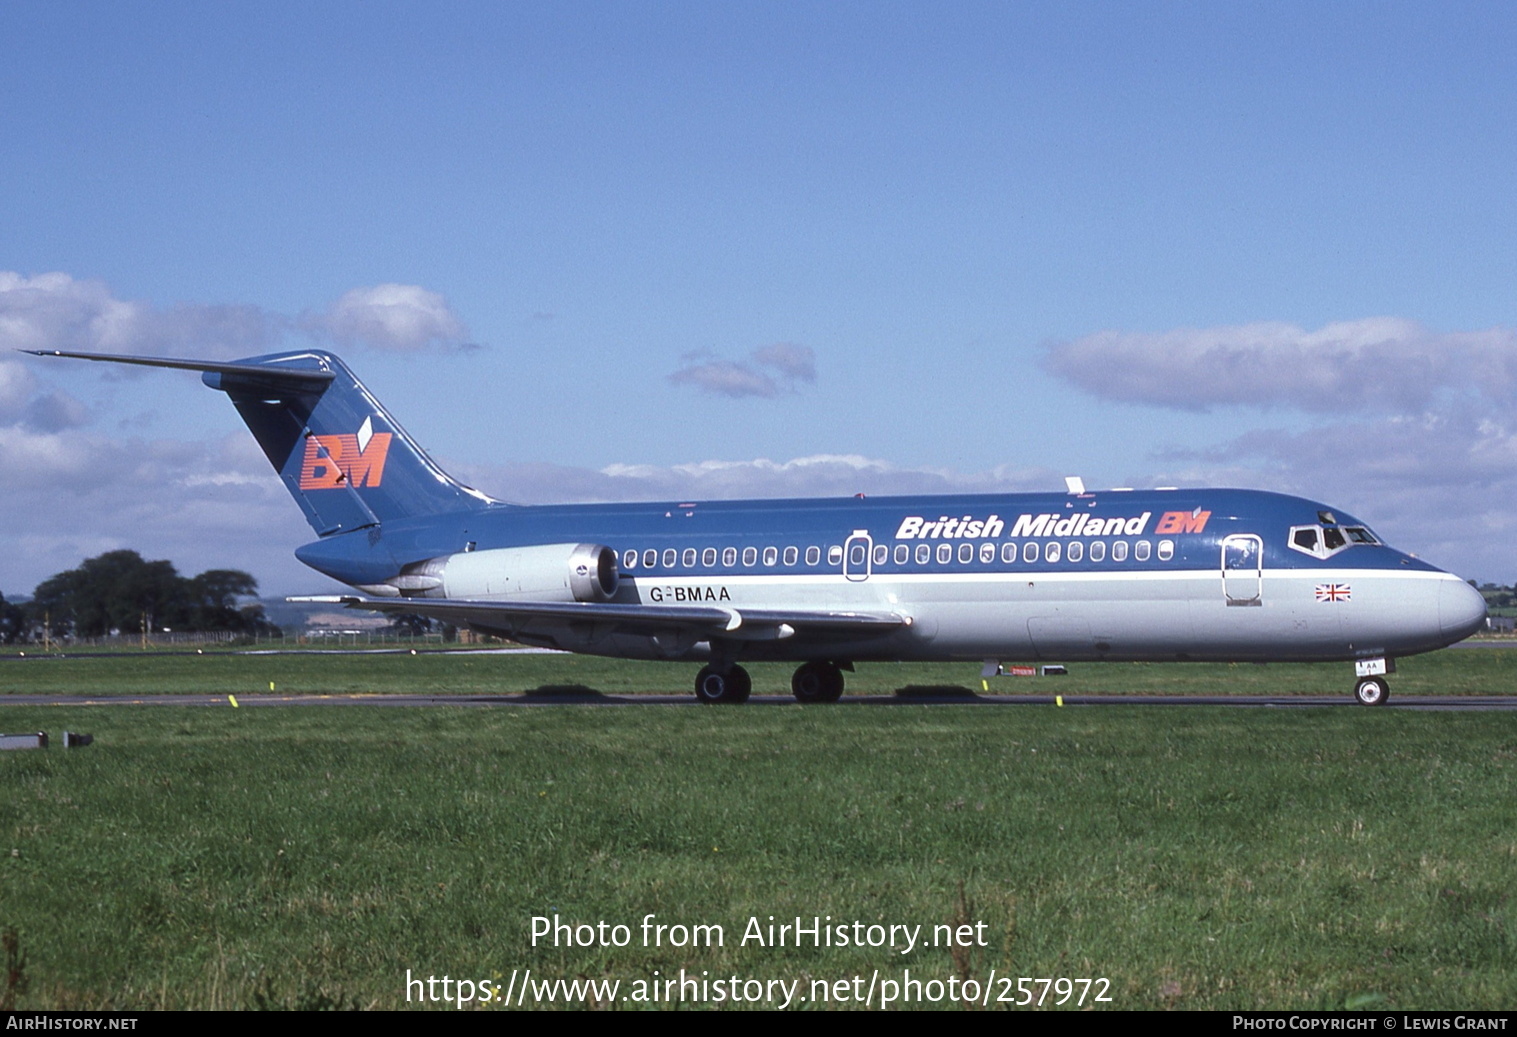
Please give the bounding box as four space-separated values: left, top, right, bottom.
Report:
30 348 1487 705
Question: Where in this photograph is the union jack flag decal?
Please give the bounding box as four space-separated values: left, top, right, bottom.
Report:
1315 583 1352 602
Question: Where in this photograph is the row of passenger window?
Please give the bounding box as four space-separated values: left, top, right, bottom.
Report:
624 545 826 570
620 539 1176 571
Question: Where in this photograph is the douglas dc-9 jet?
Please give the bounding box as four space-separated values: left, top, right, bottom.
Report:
31 348 1487 705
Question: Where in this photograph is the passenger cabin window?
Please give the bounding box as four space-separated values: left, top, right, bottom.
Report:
1001 543 1017 563
702 547 717 566
643 549 657 569
662 549 677 568
1089 541 1105 562
1157 539 1174 561
623 549 638 569
1134 540 1151 561
1112 541 1128 562
784 546 798 565
895 544 910 564
805 546 821 565
828 545 843 565
742 547 758 566
682 548 697 567
1045 542 1062 563
763 546 778 566
873 544 888 565
1067 541 1083 562
1023 542 1039 563
980 542 996 563
958 543 974 563
937 544 952 564
916 544 931 564
722 546 737 566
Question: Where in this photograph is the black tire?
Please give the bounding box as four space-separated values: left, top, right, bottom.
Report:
695 664 751 704
792 661 844 703
1353 676 1389 706
726 665 752 704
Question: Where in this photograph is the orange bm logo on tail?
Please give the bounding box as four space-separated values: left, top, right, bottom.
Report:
298 420 393 490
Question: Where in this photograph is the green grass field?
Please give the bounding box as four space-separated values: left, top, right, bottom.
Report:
1 649 1515 1010
2 642 1515 698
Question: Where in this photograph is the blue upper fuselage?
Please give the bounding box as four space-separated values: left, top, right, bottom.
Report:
294 486 1445 588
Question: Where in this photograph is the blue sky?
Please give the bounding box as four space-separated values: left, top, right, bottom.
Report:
4 2 1517 595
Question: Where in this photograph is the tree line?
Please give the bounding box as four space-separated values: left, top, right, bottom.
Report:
0 550 279 643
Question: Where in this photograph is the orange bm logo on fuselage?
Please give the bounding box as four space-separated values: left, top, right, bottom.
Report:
298 432 393 490
1154 510 1212 535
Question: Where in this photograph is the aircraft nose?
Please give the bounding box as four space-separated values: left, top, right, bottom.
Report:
1439 578 1487 641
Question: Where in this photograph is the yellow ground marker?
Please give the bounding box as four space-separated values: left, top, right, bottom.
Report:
228 695 239 708
1056 695 1064 707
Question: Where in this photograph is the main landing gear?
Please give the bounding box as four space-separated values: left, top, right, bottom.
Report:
791 660 845 703
693 660 851 704
694 664 751 704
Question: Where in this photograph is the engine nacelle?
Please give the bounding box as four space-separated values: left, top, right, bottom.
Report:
375 543 619 603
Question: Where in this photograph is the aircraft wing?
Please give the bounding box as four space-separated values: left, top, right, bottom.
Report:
290 594 907 643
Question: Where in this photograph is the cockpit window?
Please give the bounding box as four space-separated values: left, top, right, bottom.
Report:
1289 522 1381 559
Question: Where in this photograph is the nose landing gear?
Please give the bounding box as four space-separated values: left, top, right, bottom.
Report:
1353 676 1389 706
1352 657 1394 706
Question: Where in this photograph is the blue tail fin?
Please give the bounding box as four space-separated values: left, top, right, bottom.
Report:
27 348 493 535
203 350 493 535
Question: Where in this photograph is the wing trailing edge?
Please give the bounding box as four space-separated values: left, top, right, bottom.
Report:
289 594 907 642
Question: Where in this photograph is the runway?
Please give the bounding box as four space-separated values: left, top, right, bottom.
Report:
4 691 1516 710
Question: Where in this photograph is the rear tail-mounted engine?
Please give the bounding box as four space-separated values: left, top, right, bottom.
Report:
362 543 619 603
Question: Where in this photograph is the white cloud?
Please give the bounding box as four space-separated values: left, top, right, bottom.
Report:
0 427 329 599
311 283 470 352
752 342 816 382
451 453 1060 505
0 270 287 360
1044 318 1517 413
669 343 818 398
0 359 39 421
1035 315 1517 580
1143 410 1517 582
1 270 471 362
0 357 89 431
668 356 780 398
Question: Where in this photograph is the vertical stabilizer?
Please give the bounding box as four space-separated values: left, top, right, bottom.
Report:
26 348 493 536
202 350 493 535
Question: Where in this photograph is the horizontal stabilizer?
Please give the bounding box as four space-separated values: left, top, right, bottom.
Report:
23 350 336 384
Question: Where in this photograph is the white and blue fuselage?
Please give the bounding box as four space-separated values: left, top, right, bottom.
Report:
33 347 1486 704
297 488 1485 668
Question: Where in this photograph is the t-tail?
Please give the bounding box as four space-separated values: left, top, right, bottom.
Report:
26 349 494 535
